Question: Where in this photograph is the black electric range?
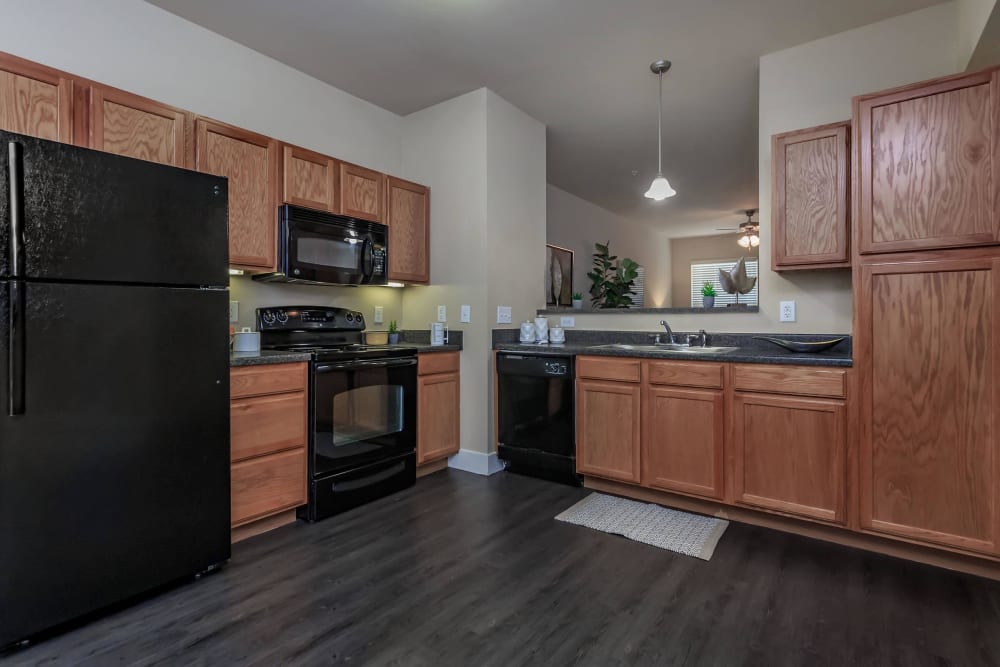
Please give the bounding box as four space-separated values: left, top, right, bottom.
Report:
258 306 418 521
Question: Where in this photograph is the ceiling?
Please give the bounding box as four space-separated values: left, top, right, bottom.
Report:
148 0 943 232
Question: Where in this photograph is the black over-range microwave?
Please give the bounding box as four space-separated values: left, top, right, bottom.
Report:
253 205 388 286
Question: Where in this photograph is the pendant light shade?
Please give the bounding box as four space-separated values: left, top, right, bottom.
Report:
645 59 676 201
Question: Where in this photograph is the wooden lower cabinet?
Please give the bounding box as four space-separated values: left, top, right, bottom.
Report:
417 352 461 466
732 392 847 525
576 378 641 483
641 385 724 499
229 363 308 532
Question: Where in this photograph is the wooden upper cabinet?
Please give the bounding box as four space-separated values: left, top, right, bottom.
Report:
195 118 279 270
340 162 383 222
856 68 1000 254
0 53 73 142
772 121 850 269
576 377 641 483
733 392 847 525
84 85 191 168
857 256 1000 554
282 144 338 213
385 176 430 283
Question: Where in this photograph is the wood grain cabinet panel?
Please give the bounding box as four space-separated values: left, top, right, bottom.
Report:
418 370 460 464
231 448 307 527
418 351 460 376
733 364 846 399
340 162 383 222
195 118 279 270
858 257 1000 554
733 393 847 524
0 53 72 142
772 121 850 269
86 86 190 167
231 392 307 463
282 144 337 212
231 363 308 399
576 356 641 383
385 176 430 283
641 386 724 499
856 69 1000 254
576 378 641 482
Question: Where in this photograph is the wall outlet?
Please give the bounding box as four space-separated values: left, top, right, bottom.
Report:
460 304 471 323
437 305 447 322
229 301 239 323
497 306 512 324
373 305 384 324
560 316 576 328
780 300 796 323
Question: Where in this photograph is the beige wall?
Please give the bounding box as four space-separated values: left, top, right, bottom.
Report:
546 185 671 307
670 234 754 308
559 2 962 334
959 0 999 66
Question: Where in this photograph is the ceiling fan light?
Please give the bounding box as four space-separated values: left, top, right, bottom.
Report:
644 175 676 200
750 234 760 247
737 235 751 248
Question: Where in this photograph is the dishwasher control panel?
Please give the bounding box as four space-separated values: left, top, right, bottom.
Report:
544 361 569 376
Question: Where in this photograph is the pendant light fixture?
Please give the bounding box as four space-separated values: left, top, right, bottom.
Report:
644 59 677 201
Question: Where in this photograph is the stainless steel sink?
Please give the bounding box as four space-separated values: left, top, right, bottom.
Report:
588 343 738 354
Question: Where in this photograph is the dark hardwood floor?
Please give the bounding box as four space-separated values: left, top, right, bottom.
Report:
6 469 1000 666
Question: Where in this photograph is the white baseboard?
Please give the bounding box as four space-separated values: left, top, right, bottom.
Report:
448 449 504 476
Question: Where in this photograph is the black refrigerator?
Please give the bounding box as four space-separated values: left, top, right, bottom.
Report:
0 131 232 648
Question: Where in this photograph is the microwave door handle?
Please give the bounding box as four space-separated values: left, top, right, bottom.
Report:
361 237 374 280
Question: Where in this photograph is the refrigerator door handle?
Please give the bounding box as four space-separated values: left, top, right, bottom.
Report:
8 280 25 416
8 141 25 277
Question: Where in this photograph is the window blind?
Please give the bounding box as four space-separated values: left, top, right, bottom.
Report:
630 266 645 308
690 259 758 307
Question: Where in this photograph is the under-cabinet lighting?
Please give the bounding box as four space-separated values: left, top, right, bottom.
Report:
228 268 245 276
387 281 405 288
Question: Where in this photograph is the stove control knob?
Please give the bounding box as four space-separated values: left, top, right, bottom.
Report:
346 313 354 322
353 313 364 326
276 311 289 324
261 310 276 325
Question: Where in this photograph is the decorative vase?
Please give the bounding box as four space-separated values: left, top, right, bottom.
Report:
703 296 715 309
388 333 400 345
572 299 583 310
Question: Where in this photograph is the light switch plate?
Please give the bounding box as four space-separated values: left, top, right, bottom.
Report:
780 300 796 323
460 305 471 323
229 301 239 323
373 306 384 324
437 305 447 322
560 316 575 327
497 306 512 324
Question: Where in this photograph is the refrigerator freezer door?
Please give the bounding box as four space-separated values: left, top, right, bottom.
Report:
0 131 228 286
0 282 231 647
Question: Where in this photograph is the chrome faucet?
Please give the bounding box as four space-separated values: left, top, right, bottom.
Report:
658 320 676 344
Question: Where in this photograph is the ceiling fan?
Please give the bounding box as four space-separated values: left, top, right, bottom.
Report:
717 209 760 248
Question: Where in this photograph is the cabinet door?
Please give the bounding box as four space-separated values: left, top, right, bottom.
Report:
87 85 190 167
576 379 641 482
231 448 307 527
641 386 724 499
856 69 1000 254
0 53 72 142
733 393 847 524
772 121 850 269
195 119 279 269
418 371 460 464
282 144 337 212
386 176 430 283
340 162 383 222
858 257 1000 554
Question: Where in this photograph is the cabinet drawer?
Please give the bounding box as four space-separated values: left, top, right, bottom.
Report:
645 360 724 389
230 363 307 399
576 356 641 383
418 351 460 376
231 391 307 462
231 448 307 527
733 364 846 398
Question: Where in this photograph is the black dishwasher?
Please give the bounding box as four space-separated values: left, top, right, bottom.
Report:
497 353 580 486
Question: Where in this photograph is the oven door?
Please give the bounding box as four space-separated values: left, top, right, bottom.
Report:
284 207 388 285
312 357 417 475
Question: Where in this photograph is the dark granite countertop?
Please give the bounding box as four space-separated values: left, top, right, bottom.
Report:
537 305 759 315
492 329 851 367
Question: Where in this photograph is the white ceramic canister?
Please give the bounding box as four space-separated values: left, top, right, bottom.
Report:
534 317 549 343
233 327 261 352
519 321 536 343
549 327 565 344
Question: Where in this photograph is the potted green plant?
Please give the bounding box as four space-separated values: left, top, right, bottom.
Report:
388 320 399 345
701 281 717 309
571 292 584 310
586 242 641 308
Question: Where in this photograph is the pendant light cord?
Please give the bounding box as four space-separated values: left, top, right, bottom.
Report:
656 70 663 176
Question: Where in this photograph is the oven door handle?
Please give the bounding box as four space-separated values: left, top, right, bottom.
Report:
315 358 418 373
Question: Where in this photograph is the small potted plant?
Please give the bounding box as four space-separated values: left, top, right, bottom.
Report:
388 320 399 345
701 281 717 309
571 292 584 310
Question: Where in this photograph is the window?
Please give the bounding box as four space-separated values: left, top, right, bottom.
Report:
690 259 758 307
630 266 645 308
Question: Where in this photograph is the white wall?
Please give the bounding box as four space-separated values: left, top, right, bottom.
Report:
959 0 999 67
558 2 962 334
547 185 671 308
